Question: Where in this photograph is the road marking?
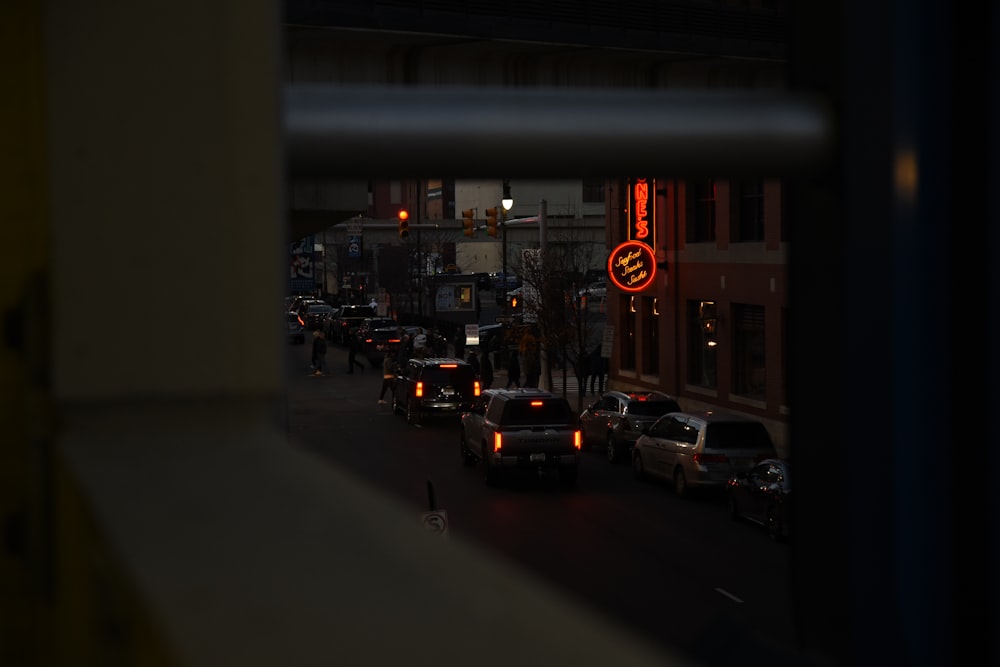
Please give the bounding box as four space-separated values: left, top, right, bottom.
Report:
714 587 744 603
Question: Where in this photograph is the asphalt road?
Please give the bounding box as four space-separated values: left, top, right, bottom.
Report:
284 336 810 667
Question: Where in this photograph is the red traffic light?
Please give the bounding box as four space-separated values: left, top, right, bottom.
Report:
398 209 410 239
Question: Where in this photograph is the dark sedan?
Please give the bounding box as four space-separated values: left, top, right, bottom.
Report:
726 457 791 541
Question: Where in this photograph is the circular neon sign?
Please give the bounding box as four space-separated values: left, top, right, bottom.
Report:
607 241 657 293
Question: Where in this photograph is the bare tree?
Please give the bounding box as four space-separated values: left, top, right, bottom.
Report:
513 223 604 408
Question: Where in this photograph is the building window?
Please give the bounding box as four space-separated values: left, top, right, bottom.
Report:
733 303 766 400
734 181 765 241
642 296 658 375
582 178 605 203
687 300 717 388
688 180 717 243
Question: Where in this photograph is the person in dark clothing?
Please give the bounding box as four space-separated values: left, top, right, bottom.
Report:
480 351 494 389
311 330 328 376
453 328 466 359
466 349 480 375
346 334 365 374
505 348 521 389
588 345 607 394
396 333 412 369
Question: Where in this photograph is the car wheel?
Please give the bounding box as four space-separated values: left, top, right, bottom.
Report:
767 505 783 541
632 451 646 480
482 447 498 486
606 432 620 464
406 400 419 425
673 468 688 497
460 432 475 467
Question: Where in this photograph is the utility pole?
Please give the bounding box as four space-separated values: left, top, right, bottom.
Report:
538 199 549 391
416 180 423 320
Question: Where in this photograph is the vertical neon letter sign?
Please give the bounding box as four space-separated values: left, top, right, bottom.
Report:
628 178 655 250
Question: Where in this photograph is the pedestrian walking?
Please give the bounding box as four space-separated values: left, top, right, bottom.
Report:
505 348 521 389
452 327 466 359
311 330 328 376
480 351 494 389
588 345 607 394
466 348 480 375
346 334 365 374
576 348 591 395
412 328 428 357
396 332 412 369
378 351 396 404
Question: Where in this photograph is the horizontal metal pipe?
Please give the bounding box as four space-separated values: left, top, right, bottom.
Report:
285 84 833 179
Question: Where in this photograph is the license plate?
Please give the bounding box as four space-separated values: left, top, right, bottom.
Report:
530 453 546 463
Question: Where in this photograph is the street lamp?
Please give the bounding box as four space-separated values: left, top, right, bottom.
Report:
501 180 513 319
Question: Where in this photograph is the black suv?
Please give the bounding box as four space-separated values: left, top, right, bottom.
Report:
393 357 480 425
460 388 581 486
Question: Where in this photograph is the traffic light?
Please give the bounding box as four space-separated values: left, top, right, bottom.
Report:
462 209 475 238
485 207 498 237
398 209 410 239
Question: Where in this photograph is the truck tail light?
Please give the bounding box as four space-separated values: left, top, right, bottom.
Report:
415 381 423 398
493 432 502 453
574 430 582 450
474 380 481 397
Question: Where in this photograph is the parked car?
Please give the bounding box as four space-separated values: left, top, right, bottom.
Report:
287 312 305 344
576 281 607 299
632 411 778 497
578 391 681 463
727 458 791 541
460 388 581 486
393 357 480 425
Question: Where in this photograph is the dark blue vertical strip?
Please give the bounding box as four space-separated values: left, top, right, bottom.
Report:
890 1 952 664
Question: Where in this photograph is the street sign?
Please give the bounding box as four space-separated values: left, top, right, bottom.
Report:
346 221 363 235
602 324 615 358
465 323 480 346
421 510 449 537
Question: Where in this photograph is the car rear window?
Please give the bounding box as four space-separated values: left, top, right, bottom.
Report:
627 400 680 416
421 367 475 386
501 398 575 425
704 421 774 449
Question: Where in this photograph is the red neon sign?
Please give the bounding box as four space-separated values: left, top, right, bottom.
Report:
629 178 655 249
607 241 656 293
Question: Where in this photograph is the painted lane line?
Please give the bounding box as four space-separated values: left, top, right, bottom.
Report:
714 587 744 603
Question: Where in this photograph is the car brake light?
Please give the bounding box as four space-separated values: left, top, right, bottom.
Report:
440 364 458 368
530 400 543 407
574 430 581 450
493 432 502 453
365 338 373 343
297 316 305 326
474 380 481 397
415 381 423 398
693 452 727 464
